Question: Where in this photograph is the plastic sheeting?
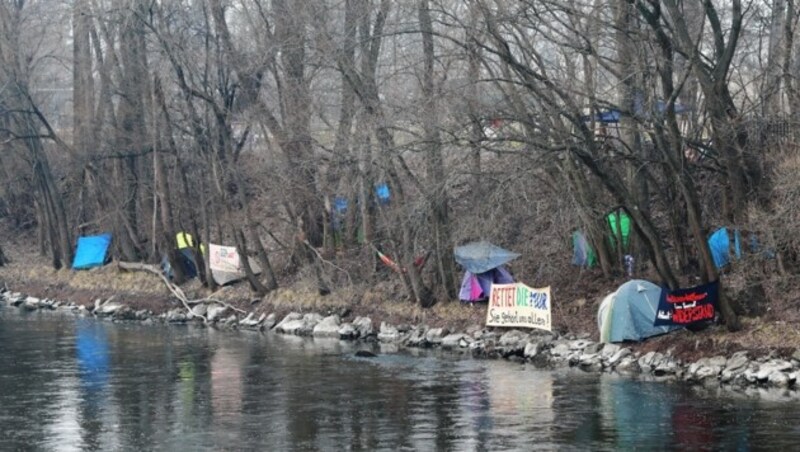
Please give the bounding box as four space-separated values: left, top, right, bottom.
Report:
458 266 514 302
454 242 520 275
72 233 112 270
708 228 741 269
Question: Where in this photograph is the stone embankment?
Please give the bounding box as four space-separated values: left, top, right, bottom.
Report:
3 288 799 394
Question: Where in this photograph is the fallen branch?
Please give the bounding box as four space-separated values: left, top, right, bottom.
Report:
118 261 209 323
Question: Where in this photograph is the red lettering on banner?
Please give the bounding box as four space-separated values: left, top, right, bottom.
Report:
672 304 714 324
666 292 708 304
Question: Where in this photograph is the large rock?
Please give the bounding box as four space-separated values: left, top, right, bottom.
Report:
638 352 665 372
167 308 187 323
95 300 126 317
726 352 750 373
263 313 277 330
104 304 133 320
756 360 793 382
405 327 429 347
338 323 357 339
426 327 449 345
569 339 593 351
499 330 528 347
615 356 641 374
240 313 266 329
578 353 603 372
377 322 401 343
9 293 25 307
524 341 544 359
190 304 208 318
441 333 466 349
550 341 571 358
600 344 620 359
654 356 681 376
352 317 373 337
313 315 341 337
275 312 320 335
768 371 791 388
687 357 723 381
206 305 229 323
274 312 303 333
719 352 750 383
23 297 41 311
606 348 632 367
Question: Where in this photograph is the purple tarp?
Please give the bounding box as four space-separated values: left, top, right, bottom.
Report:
459 266 514 302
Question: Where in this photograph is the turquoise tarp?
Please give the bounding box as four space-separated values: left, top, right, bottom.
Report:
708 228 741 269
72 233 112 270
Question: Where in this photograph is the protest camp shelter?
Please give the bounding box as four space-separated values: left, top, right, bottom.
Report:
72 233 113 270
455 241 519 302
707 227 741 269
598 279 681 343
174 231 205 279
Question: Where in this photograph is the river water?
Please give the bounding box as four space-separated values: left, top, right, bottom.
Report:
2 308 800 451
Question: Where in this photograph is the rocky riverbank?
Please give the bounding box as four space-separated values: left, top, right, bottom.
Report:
4 287 800 400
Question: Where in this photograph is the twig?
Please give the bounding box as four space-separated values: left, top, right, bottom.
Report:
303 240 353 285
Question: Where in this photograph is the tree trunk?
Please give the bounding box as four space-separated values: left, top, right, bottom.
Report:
419 0 456 299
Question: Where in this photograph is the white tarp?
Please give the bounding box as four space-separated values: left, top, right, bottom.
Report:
209 244 261 285
486 283 552 332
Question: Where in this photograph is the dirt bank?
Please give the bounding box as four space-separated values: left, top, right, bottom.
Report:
1 248 798 365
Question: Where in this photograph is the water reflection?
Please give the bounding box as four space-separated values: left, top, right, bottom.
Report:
210 344 244 425
75 320 110 450
3 310 800 450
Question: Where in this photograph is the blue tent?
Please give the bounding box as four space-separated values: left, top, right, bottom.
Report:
72 233 112 270
454 241 520 274
708 228 741 269
598 280 681 343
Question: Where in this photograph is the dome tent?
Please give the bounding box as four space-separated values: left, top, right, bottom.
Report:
598 279 682 343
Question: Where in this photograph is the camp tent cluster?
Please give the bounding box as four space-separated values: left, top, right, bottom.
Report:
71 231 259 287
455 241 518 303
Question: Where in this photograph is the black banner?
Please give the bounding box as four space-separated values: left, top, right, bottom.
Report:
654 281 718 327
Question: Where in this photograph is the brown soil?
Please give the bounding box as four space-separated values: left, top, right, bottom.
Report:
2 247 799 364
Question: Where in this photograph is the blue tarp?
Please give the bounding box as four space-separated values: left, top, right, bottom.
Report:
334 197 348 214
375 183 391 205
72 233 112 270
454 241 520 275
598 280 682 343
708 228 741 269
582 100 691 124
581 109 622 124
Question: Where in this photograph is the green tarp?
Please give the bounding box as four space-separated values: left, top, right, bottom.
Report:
607 210 631 250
